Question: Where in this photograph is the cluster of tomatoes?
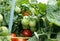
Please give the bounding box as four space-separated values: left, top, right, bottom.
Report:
11 6 39 41
11 33 26 41
11 29 31 41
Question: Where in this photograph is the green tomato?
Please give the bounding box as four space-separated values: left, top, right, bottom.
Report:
0 14 3 22
29 20 36 27
0 26 8 36
30 27 36 32
21 16 29 26
33 16 38 22
15 6 21 13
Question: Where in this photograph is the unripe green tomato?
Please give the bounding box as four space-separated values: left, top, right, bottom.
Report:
21 16 29 26
15 6 21 13
0 26 8 36
30 27 36 32
0 14 3 22
29 20 36 27
33 16 38 22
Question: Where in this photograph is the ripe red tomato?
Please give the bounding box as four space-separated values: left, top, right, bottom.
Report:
22 29 31 37
11 33 16 37
11 38 18 41
11 37 26 41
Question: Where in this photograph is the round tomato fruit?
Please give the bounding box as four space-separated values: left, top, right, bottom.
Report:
0 26 8 36
11 33 16 37
22 29 31 37
11 38 18 41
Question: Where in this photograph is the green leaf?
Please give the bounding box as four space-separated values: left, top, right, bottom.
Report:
46 0 60 26
57 33 60 41
27 36 38 41
16 0 29 5
0 0 11 25
57 1 60 7
46 10 60 26
37 3 47 12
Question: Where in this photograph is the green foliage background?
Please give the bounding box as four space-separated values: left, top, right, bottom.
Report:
0 0 60 41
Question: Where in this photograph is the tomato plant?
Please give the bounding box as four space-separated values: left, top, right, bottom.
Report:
0 0 60 41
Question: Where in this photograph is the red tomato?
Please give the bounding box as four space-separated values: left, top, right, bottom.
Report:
11 38 18 41
18 38 26 41
11 37 26 41
11 33 16 37
22 29 31 37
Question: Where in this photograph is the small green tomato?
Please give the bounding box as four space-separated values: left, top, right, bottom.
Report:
21 16 29 26
15 6 21 13
29 20 36 27
0 26 8 36
0 14 3 22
